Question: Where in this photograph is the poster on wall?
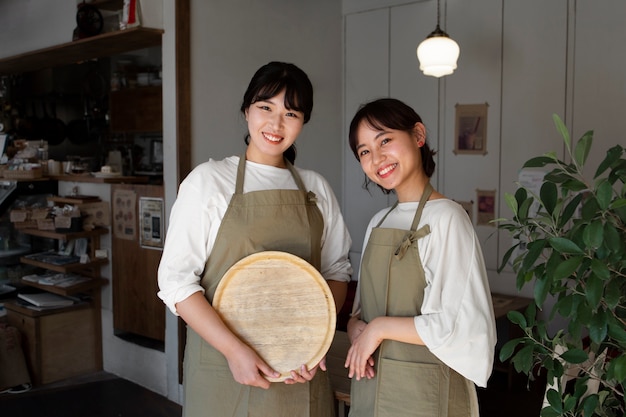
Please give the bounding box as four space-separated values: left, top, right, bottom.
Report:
476 189 496 226
454 103 489 155
113 189 137 240
139 197 164 249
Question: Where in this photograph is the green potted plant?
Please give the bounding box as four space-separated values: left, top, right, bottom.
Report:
496 114 625 417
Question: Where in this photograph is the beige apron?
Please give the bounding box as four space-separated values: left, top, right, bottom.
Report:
349 184 476 417
182 155 335 417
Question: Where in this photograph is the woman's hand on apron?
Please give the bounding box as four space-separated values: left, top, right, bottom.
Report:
345 320 379 381
347 315 366 344
283 357 325 385
225 343 279 389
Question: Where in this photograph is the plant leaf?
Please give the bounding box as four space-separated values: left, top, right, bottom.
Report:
499 338 523 362
504 193 518 216
595 179 613 210
549 237 584 255
588 308 608 344
558 193 583 228
585 274 604 308
609 198 626 210
540 407 561 417
522 239 546 273
498 244 519 273
512 345 535 374
518 197 534 222
582 220 604 250
546 388 563 412
607 312 626 343
552 256 583 281
563 395 576 412
573 130 593 168
524 156 556 168
590 259 610 281
553 114 571 154
581 394 599 417
607 352 626 383
540 182 558 215
560 348 588 364
605 277 624 310
561 178 589 192
534 274 551 307
507 310 527 328
594 144 623 178
581 197 600 222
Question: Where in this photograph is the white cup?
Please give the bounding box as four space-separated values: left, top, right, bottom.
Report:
48 160 62 176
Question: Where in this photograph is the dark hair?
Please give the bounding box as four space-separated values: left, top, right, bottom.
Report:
241 62 314 164
348 98 437 193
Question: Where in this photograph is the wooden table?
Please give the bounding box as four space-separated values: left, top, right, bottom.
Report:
491 292 533 320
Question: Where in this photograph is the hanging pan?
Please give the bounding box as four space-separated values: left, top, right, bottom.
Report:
41 96 66 146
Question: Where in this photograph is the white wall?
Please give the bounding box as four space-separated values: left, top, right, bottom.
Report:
342 0 625 332
188 0 344 194
0 0 75 58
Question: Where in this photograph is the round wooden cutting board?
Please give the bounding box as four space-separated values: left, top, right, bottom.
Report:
213 251 336 382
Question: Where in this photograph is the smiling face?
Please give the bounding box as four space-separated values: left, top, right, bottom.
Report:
244 89 305 167
355 120 429 202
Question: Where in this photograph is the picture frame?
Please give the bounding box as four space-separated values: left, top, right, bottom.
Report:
151 139 163 164
454 103 489 155
139 197 164 249
476 189 496 226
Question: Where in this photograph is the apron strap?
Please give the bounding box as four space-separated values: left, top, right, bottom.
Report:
410 183 433 231
235 154 246 194
395 183 433 260
236 155 312 196
376 201 399 227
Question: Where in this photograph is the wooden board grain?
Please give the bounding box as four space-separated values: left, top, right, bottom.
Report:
213 251 336 382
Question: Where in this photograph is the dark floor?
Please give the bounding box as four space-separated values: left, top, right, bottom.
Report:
0 372 182 417
0 369 543 417
478 369 545 417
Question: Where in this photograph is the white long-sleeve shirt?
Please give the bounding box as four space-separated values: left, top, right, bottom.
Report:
353 199 496 387
158 155 353 315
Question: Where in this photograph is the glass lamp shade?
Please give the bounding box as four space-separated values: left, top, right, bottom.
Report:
417 34 460 77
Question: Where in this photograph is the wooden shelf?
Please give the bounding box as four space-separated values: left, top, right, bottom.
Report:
0 27 163 74
17 227 108 242
18 277 108 298
20 256 108 274
4 299 92 318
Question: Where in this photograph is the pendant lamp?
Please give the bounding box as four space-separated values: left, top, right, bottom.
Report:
416 0 459 78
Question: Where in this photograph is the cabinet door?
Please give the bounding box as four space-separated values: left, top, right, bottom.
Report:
109 86 163 132
111 184 165 342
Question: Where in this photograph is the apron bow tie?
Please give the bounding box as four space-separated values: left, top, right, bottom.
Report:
394 225 431 260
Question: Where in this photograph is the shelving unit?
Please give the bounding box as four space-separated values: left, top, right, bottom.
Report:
4 195 110 386
0 26 163 74
18 228 108 276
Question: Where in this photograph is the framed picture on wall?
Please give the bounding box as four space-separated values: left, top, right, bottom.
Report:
139 197 164 249
454 103 489 155
476 189 496 226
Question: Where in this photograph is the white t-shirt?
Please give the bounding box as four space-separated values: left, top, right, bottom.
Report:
157 155 353 315
353 199 496 387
